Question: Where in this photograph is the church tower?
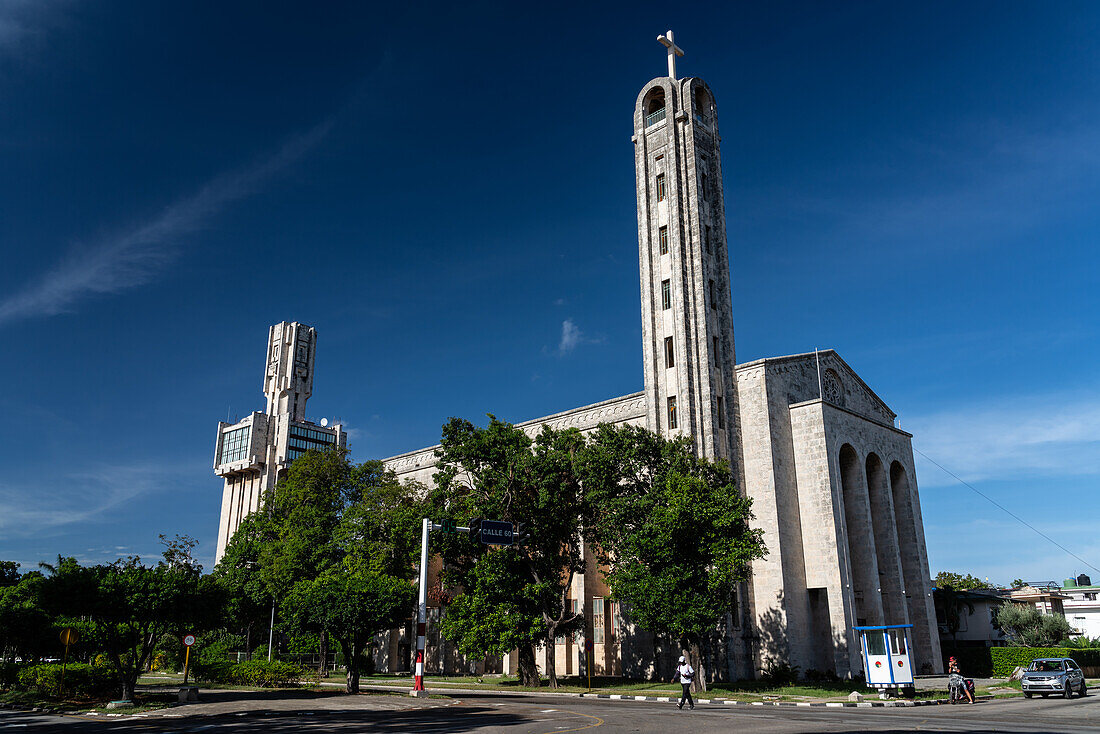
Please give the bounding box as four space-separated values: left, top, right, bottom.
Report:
634 32 739 465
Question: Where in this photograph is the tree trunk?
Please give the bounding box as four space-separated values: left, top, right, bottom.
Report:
517 644 540 688
689 640 707 693
318 630 329 678
342 641 359 694
545 628 559 688
246 623 252 661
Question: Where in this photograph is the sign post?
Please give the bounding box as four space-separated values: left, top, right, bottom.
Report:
182 634 196 685
59 627 79 697
410 516 519 697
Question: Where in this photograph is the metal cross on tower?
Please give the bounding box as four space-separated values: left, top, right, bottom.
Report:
657 30 685 80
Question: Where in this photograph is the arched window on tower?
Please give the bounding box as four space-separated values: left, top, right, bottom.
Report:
644 88 667 127
694 87 713 126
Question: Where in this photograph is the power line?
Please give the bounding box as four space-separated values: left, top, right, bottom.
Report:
914 447 1100 578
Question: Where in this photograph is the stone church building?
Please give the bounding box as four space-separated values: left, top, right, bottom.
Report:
215 33 942 680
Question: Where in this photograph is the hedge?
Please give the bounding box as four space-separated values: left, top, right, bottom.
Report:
16 663 115 698
991 647 1100 677
226 660 314 688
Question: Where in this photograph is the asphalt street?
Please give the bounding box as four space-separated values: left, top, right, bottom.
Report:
2 690 1099 732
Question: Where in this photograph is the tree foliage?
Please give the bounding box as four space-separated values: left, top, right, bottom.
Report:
430 417 588 687
934 571 995 591
995 603 1072 647
214 448 424 693
36 547 218 701
579 424 765 691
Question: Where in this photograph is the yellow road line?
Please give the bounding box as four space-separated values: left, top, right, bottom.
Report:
542 709 604 733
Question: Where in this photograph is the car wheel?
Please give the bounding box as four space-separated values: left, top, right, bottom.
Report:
1023 692 1033 699
1080 682 1088 698
1064 682 1072 699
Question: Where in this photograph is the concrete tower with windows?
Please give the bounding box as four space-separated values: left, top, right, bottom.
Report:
213 322 346 563
633 56 739 466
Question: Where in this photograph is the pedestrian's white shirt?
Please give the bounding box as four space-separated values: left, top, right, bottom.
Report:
677 663 694 684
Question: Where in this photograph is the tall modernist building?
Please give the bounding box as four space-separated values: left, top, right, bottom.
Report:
215 34 942 680
213 321 345 563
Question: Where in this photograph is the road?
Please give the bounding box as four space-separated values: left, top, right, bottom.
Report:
2 689 1099 732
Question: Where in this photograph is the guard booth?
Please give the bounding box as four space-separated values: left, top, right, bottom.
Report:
854 624 914 694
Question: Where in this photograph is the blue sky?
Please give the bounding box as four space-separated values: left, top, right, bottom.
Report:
1 1 1098 584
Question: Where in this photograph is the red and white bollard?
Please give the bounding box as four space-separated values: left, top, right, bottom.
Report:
411 518 430 696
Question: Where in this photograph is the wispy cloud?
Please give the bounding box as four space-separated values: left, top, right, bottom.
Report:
910 392 1100 487
0 461 193 538
559 319 583 354
0 121 332 328
0 0 65 60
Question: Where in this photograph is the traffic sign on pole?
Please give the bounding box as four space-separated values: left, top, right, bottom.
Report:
478 519 513 545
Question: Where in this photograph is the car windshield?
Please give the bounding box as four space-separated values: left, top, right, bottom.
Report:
1028 660 1064 672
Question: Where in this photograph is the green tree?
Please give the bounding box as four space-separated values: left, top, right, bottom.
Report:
578 424 766 692
1011 579 1027 589
995 604 1072 647
282 460 423 692
431 417 587 688
38 550 217 701
213 513 280 661
0 568 55 664
217 448 424 692
934 571 995 590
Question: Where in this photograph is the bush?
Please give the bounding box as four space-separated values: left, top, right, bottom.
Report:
758 659 800 686
226 660 314 688
17 663 114 699
995 605 1072 647
0 662 22 690
990 647 1100 677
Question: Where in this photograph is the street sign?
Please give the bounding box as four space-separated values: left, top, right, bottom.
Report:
478 519 514 545
584 637 593 651
59 628 80 646
183 634 196 647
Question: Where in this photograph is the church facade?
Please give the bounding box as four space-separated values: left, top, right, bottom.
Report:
381 40 942 679
214 35 942 680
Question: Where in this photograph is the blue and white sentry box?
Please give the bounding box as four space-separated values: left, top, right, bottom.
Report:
853 625 914 692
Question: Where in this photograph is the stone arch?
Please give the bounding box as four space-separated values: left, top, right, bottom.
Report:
839 444 883 626
693 85 713 120
866 453 906 625
891 461 931 660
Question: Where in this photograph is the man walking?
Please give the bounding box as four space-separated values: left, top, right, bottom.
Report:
674 655 695 710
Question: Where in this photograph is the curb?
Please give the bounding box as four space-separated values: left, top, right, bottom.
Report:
576 693 996 707
351 685 999 708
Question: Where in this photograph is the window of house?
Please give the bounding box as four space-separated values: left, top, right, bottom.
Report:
592 597 605 644
661 279 671 310
709 279 717 309
659 226 669 255
701 172 708 202
572 599 583 643
664 336 674 368
656 173 666 202
668 396 678 429
610 600 622 636
717 397 725 429
713 336 720 365
705 225 711 254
